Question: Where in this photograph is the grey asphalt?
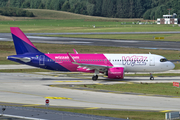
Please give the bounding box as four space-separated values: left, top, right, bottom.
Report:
0 106 123 120
1 32 180 51
0 72 180 119
0 72 180 111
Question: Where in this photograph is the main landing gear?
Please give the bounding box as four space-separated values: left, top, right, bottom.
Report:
92 75 98 81
150 73 154 80
92 70 99 81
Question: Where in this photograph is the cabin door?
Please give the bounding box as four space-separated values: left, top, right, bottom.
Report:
149 56 155 66
39 55 45 65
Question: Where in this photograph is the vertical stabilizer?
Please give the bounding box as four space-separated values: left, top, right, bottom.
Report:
10 27 41 54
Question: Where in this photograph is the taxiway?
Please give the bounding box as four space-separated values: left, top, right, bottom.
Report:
0 72 180 112
1 33 180 50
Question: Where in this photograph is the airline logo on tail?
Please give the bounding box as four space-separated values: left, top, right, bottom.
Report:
10 27 40 54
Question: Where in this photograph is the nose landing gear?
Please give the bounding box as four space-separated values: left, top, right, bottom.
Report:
150 73 154 80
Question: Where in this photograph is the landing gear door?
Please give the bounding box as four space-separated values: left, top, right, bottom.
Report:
39 55 45 65
150 56 155 66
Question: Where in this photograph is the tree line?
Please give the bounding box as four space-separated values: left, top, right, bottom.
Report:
0 0 179 19
0 7 34 17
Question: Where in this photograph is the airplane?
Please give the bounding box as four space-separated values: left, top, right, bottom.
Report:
7 27 175 81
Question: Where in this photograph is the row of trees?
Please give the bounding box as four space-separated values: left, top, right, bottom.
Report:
0 7 34 17
0 0 179 19
143 0 180 19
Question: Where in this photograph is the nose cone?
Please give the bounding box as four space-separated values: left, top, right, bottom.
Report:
169 62 175 70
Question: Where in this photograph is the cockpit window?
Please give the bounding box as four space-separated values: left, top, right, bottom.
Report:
160 58 168 62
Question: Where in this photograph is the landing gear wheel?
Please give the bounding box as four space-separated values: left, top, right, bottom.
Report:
150 77 154 80
150 73 154 80
92 75 98 81
96 75 98 80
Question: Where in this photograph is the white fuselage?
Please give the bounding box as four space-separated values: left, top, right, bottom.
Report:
104 54 175 72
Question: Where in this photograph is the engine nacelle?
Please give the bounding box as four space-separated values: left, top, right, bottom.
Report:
107 67 124 79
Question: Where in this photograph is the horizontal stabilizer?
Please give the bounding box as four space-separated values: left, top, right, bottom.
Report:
10 57 31 63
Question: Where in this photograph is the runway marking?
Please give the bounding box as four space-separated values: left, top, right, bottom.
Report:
54 81 82 83
96 83 103 85
23 104 40 107
127 82 134 84
160 110 171 113
45 97 72 100
70 41 92 44
3 114 46 120
139 47 158 50
113 40 139 43
138 95 147 96
85 107 99 110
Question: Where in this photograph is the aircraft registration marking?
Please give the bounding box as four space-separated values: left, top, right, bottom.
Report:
45 97 72 100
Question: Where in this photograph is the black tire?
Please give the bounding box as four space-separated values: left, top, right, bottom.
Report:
92 75 98 81
96 75 98 79
150 77 154 80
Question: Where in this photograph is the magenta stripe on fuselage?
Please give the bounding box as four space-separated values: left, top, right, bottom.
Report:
45 53 113 71
10 27 36 48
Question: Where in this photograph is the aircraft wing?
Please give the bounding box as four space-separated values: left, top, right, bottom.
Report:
76 63 111 71
67 52 112 72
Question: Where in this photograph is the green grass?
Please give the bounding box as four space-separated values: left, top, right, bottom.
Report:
45 33 180 42
0 9 179 33
78 83 180 97
35 107 165 120
0 20 179 33
174 63 180 69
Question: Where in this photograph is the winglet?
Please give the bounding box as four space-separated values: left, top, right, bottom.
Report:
73 49 78 54
67 52 76 63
